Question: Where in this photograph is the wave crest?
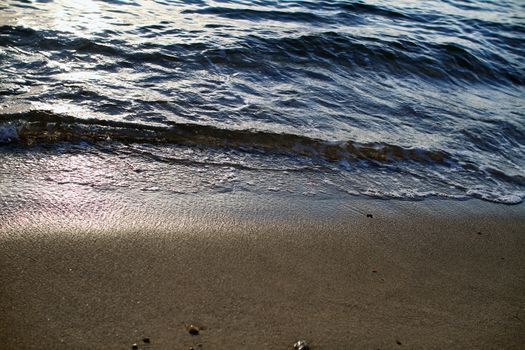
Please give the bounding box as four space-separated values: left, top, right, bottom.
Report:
1 109 450 164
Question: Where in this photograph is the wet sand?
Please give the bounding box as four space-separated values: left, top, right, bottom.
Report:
1 194 524 349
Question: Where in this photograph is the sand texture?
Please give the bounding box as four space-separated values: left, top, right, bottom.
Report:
1 194 524 349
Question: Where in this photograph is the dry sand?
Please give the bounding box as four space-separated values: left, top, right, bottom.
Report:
1 193 524 349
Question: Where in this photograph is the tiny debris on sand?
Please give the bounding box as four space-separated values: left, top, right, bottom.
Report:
131 343 138 350
142 337 150 344
294 340 309 350
367 214 373 218
187 324 200 335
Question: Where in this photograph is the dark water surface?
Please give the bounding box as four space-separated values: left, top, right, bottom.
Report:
0 0 524 203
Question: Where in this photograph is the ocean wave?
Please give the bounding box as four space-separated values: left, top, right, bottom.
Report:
180 7 330 24
0 109 452 164
1 109 523 204
1 0 523 205
206 32 523 85
1 24 522 85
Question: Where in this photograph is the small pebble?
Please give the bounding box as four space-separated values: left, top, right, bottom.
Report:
396 340 402 345
367 214 373 218
142 337 150 344
372 270 378 273
294 340 309 350
131 344 138 350
477 231 482 235
187 324 200 335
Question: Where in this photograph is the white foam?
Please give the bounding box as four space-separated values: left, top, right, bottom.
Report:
466 188 524 204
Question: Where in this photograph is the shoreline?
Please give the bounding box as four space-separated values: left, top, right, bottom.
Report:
1 194 524 349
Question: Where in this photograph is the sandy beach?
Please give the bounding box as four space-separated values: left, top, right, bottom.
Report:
2 0 524 348
1 193 524 350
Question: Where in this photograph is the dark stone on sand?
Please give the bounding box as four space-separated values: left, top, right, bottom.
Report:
131 343 138 350
477 231 482 235
367 214 373 218
372 270 378 273
142 337 150 344
396 340 402 345
187 324 200 335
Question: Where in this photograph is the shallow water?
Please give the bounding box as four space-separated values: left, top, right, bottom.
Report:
0 0 524 203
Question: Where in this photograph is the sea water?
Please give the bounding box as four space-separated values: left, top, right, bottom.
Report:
0 0 524 204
